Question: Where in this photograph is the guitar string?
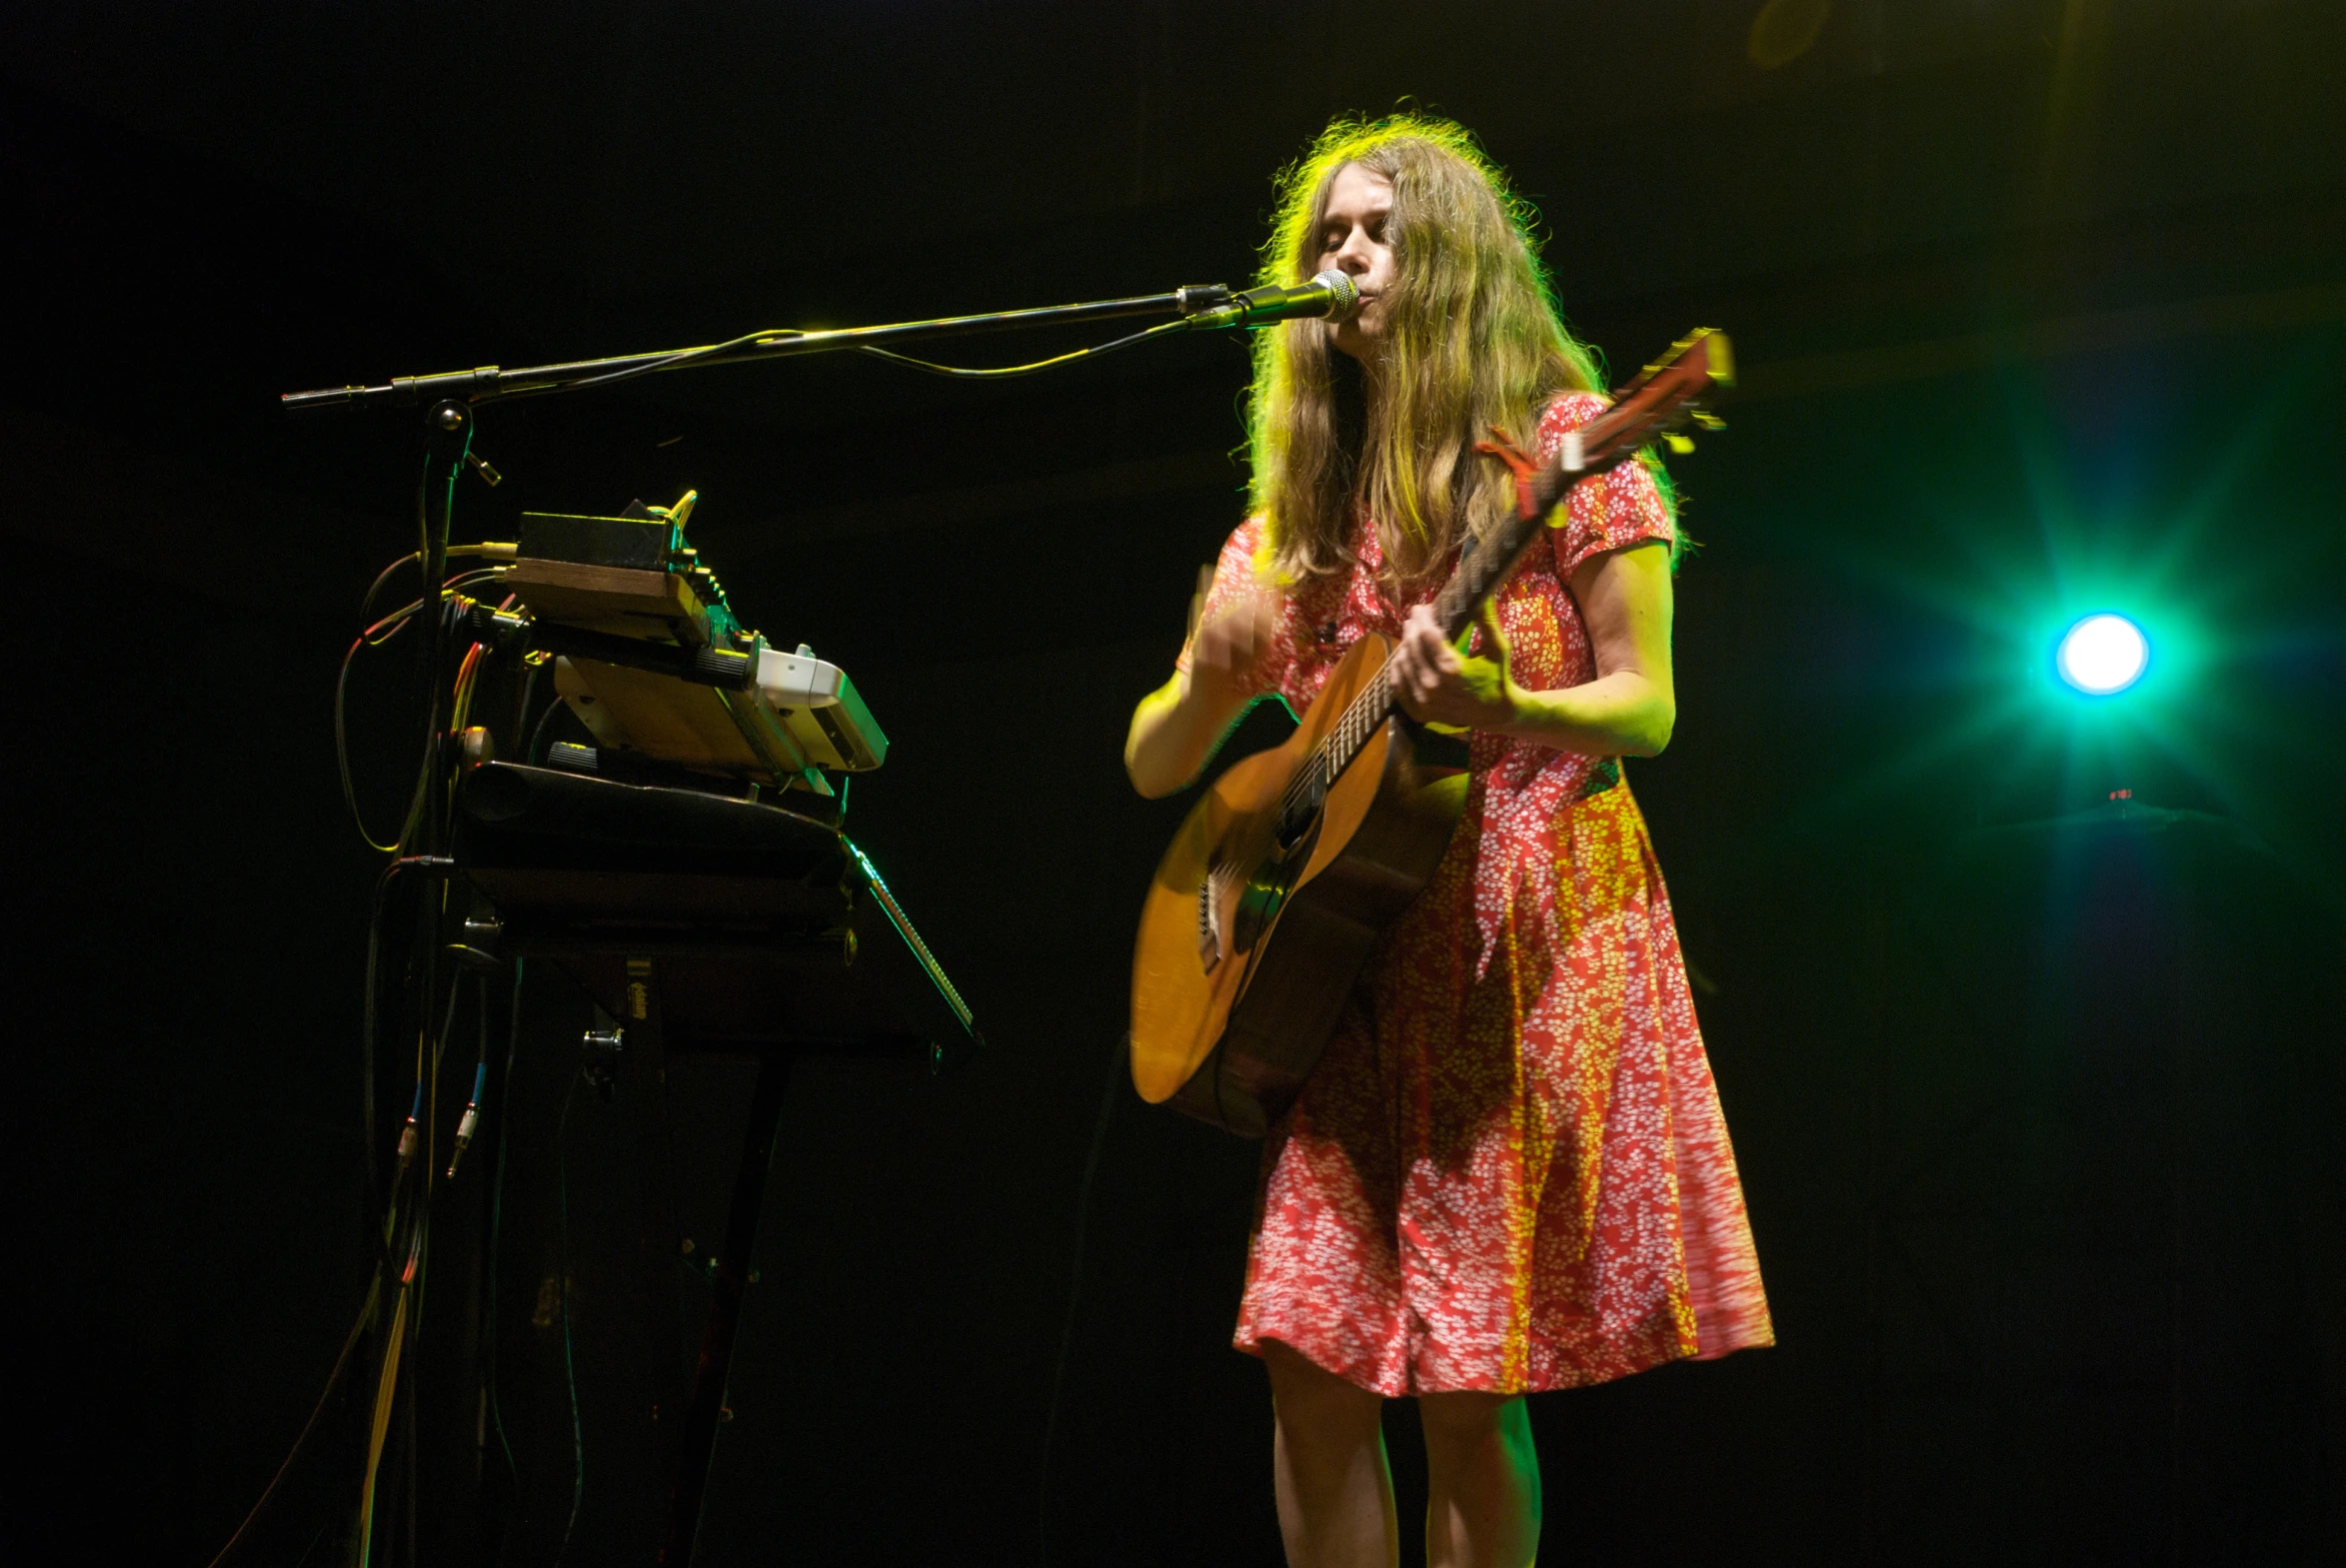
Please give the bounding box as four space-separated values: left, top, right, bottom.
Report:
1262 386 1673 822
1198 356 1703 987
1269 559 1477 824
1256 376 1696 840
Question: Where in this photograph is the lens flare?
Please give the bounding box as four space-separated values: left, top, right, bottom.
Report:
2055 614 2149 696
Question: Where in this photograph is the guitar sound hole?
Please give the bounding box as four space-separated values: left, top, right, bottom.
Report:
1275 788 1322 849
1230 873 1284 952
1232 821 1313 950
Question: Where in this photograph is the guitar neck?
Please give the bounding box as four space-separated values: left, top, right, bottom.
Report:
1428 460 1576 642
1302 330 1728 789
1318 427 1604 776
1305 452 1599 786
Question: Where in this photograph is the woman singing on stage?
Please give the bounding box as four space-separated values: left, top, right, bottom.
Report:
1125 116 1774 1568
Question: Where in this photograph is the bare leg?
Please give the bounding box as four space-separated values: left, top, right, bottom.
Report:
1261 1339 1398 1568
1418 1390 1539 1568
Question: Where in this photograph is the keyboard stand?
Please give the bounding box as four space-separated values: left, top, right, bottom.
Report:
656 1015 789 1568
455 763 979 1565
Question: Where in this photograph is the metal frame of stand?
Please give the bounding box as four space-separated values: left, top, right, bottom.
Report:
459 760 977 1566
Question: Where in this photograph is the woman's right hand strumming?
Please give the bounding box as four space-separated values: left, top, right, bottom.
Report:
1124 593 1279 798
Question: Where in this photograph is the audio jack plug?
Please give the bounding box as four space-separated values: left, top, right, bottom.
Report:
446 1063 488 1179
394 1084 423 1174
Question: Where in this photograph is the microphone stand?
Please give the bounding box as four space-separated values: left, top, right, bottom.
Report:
294 276 1240 1565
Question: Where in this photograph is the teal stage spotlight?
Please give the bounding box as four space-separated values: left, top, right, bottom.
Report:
2056 613 2149 696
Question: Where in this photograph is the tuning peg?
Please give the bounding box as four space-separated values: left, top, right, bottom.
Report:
1664 433 1695 455
1692 410 1725 430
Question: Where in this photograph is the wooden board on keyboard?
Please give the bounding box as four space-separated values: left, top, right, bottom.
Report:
555 655 820 786
505 558 712 645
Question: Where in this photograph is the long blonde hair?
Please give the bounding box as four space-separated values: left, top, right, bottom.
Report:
1248 115 1618 588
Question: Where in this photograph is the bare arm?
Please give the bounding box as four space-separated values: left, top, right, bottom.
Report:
1124 593 1280 797
1386 540 1676 757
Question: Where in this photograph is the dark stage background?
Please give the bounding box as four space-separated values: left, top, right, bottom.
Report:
7 3 2344 1563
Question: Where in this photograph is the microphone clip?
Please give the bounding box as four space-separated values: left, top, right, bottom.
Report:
1179 270 1359 333
1174 284 1234 317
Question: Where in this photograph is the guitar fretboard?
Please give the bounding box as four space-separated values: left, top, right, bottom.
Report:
1266 333 1726 829
1266 330 1720 828
1275 442 1585 823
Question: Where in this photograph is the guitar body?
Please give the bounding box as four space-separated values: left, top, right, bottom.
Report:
1130 328 1731 1137
1130 636 1470 1136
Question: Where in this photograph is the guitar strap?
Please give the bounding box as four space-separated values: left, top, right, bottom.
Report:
1471 427 1547 523
1476 424 1623 805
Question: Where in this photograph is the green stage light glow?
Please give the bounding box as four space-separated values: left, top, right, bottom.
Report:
2055 613 2150 695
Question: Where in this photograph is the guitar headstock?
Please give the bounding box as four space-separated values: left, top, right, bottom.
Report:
1439 327 1736 639
1572 328 1733 470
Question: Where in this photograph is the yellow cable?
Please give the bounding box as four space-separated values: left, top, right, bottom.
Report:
357 1223 423 1568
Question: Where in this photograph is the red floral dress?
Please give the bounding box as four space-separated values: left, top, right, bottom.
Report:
1179 394 1773 1395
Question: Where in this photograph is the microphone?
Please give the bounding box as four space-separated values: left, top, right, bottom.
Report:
1183 270 1361 331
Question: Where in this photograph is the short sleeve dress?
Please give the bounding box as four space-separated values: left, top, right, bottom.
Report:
1176 394 1774 1395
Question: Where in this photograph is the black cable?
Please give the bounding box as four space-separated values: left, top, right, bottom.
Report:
852 317 1187 380
360 957 461 1568
339 570 509 853
290 1518 333 1568
354 530 483 1565
364 608 420 649
332 428 481 1568
549 327 807 395
338 600 425 854
425 968 463 1102
357 1202 426 1567
359 855 458 1243
525 689 568 766
509 661 541 771
360 553 420 628
485 960 526 1511
384 594 475 859
360 862 396 1228
1036 1031 1130 1568
401 432 471 868
338 633 405 854
544 315 1195 396
395 896 468 1356
201 1266 387 1568
402 1334 420 1568
553 1067 587 1565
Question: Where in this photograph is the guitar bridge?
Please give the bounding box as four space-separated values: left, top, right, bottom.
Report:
1196 865 1223 973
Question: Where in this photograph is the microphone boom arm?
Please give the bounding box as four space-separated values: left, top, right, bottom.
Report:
283 283 1241 412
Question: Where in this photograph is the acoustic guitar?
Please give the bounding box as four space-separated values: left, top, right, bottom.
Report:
1129 330 1732 1135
